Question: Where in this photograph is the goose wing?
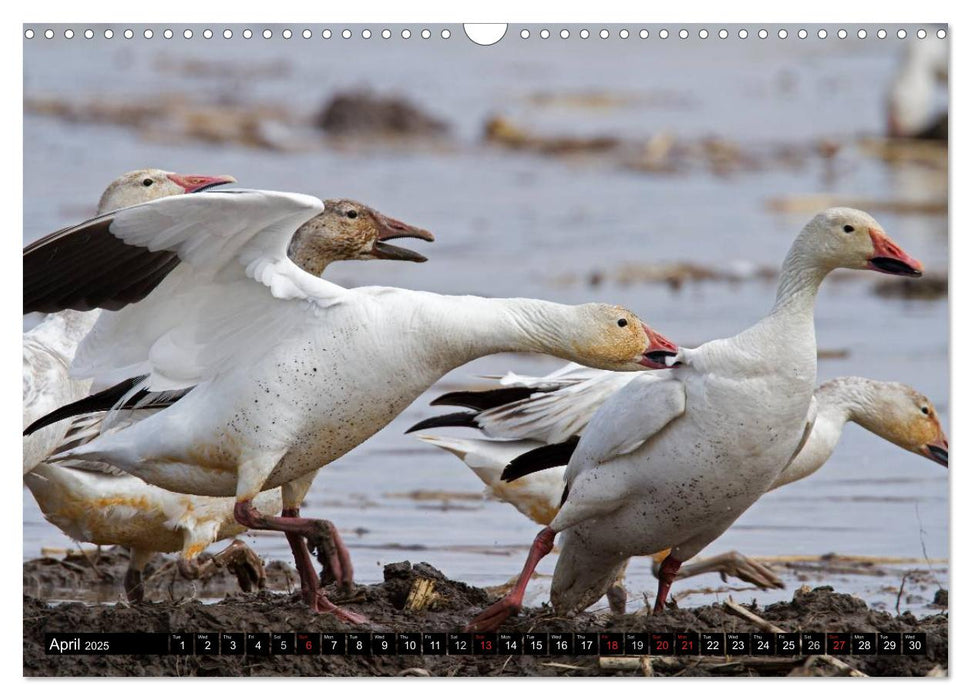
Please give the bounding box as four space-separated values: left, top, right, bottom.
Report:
58 190 343 391
25 217 180 314
412 364 641 444
565 374 686 485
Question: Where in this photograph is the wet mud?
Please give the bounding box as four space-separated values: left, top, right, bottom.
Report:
24 557 947 677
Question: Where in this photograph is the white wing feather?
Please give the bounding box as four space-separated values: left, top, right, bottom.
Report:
70 190 343 391
565 375 686 485
474 365 645 444
416 435 565 526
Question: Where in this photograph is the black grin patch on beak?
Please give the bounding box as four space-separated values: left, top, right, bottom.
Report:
192 181 232 193
372 240 428 263
870 257 923 278
928 445 948 467
645 350 680 367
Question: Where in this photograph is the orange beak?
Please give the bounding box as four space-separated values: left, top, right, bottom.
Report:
866 228 924 278
639 325 680 369
169 173 237 193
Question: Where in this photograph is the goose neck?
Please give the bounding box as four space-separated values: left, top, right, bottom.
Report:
770 394 849 490
422 296 580 366
817 377 881 431
769 241 830 319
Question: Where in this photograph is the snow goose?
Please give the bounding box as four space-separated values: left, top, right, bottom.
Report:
887 37 949 140
416 375 946 611
462 208 924 631
24 197 435 435
23 169 236 474
26 195 432 601
33 190 677 619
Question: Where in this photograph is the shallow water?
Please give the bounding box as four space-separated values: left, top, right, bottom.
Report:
23 27 948 615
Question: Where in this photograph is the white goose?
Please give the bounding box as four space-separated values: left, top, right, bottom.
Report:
33 189 678 620
460 208 925 631
416 376 947 610
25 196 435 602
23 169 236 474
887 37 948 140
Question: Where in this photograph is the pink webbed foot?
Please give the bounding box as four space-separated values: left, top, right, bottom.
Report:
465 595 522 632
234 500 362 620
306 519 355 595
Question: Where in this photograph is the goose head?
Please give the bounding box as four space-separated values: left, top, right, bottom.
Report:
562 304 679 371
288 199 435 276
800 208 923 278
853 381 948 468
97 168 236 214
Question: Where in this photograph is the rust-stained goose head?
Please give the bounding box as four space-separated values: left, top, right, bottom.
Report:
287 199 434 276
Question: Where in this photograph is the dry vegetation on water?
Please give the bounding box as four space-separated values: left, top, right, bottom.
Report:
24 553 946 677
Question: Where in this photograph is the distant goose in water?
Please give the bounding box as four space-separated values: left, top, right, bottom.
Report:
887 37 948 141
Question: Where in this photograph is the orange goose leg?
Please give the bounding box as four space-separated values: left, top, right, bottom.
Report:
654 554 682 613
466 527 556 632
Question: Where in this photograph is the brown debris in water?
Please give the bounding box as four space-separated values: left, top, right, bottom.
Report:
484 116 621 155
550 260 777 291
767 193 947 216
857 137 947 169
25 95 304 151
25 90 452 151
873 272 948 301
315 91 450 138
524 90 693 111
154 56 291 81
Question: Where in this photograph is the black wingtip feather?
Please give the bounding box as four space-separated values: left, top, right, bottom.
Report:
404 412 479 434
23 215 181 314
430 386 544 411
23 377 148 436
501 436 580 482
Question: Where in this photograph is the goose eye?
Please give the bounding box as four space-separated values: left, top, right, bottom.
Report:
843 224 855 233
346 210 358 219
617 319 628 328
142 178 154 187
921 406 930 415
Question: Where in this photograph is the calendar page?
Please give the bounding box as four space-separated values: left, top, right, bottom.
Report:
22 21 948 678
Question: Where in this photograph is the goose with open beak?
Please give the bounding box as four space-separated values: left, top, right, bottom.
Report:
31 188 674 621
25 186 437 603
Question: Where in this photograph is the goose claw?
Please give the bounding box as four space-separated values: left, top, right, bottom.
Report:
313 591 369 625
466 597 521 632
214 539 267 592
307 519 355 595
718 552 785 589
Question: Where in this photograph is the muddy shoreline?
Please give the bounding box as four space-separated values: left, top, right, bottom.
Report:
24 555 947 677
